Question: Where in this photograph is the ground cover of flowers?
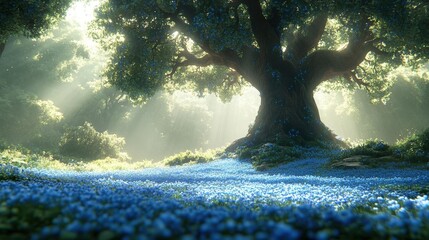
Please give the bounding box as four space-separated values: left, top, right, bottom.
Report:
1 158 429 239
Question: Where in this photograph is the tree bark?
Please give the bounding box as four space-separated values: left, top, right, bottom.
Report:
167 1 382 151
227 72 338 151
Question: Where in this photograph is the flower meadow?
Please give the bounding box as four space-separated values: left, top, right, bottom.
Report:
1 158 429 239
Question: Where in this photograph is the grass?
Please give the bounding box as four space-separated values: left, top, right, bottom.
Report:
236 143 303 170
163 149 223 166
0 145 223 174
330 128 429 168
395 128 429 162
0 146 158 172
236 143 335 170
2 128 429 173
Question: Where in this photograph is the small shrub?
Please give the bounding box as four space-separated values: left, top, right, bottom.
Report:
74 158 158 171
394 128 429 162
335 140 392 160
332 128 429 167
59 122 127 160
0 145 157 172
0 146 40 168
164 149 220 166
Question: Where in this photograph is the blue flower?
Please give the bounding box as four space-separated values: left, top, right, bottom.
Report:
1 158 429 238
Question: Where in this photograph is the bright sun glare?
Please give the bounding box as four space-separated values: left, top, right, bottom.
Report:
65 1 104 54
66 1 100 27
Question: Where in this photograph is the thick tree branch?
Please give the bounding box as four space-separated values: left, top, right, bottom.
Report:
285 15 328 64
296 13 396 91
166 3 243 72
167 54 224 78
242 0 281 57
301 36 389 90
266 4 282 37
343 70 370 90
238 45 265 89
241 0 296 82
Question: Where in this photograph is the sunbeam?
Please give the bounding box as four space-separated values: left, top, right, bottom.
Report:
66 0 99 28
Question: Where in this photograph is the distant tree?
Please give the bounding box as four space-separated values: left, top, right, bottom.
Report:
92 0 429 149
0 21 88 149
0 0 72 56
0 83 64 147
59 122 127 160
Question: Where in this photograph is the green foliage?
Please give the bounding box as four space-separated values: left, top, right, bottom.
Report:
0 147 41 169
0 140 7 151
318 69 429 142
237 143 303 170
0 21 95 151
0 202 61 239
0 165 23 182
395 129 429 162
0 85 64 148
236 142 338 170
320 0 429 67
337 140 393 159
90 0 178 101
0 146 157 172
333 128 429 166
92 0 429 102
1 19 222 160
163 149 220 166
0 21 92 90
65 86 134 133
0 0 72 42
90 0 252 101
170 66 247 102
59 122 127 160
317 2 429 101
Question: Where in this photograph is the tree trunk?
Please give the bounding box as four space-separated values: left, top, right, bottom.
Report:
227 74 338 151
0 41 5 57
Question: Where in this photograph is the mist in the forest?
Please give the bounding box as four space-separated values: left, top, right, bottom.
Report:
0 13 260 161
1 1 428 162
315 65 429 144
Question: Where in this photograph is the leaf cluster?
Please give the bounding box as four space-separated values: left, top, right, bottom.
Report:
59 122 128 161
91 0 429 102
0 0 72 41
163 149 221 166
335 128 429 165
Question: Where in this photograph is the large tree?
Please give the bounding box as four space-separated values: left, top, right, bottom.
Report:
0 0 72 57
92 0 429 149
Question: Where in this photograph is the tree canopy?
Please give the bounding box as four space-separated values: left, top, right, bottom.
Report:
0 0 72 56
92 0 428 102
90 0 429 147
